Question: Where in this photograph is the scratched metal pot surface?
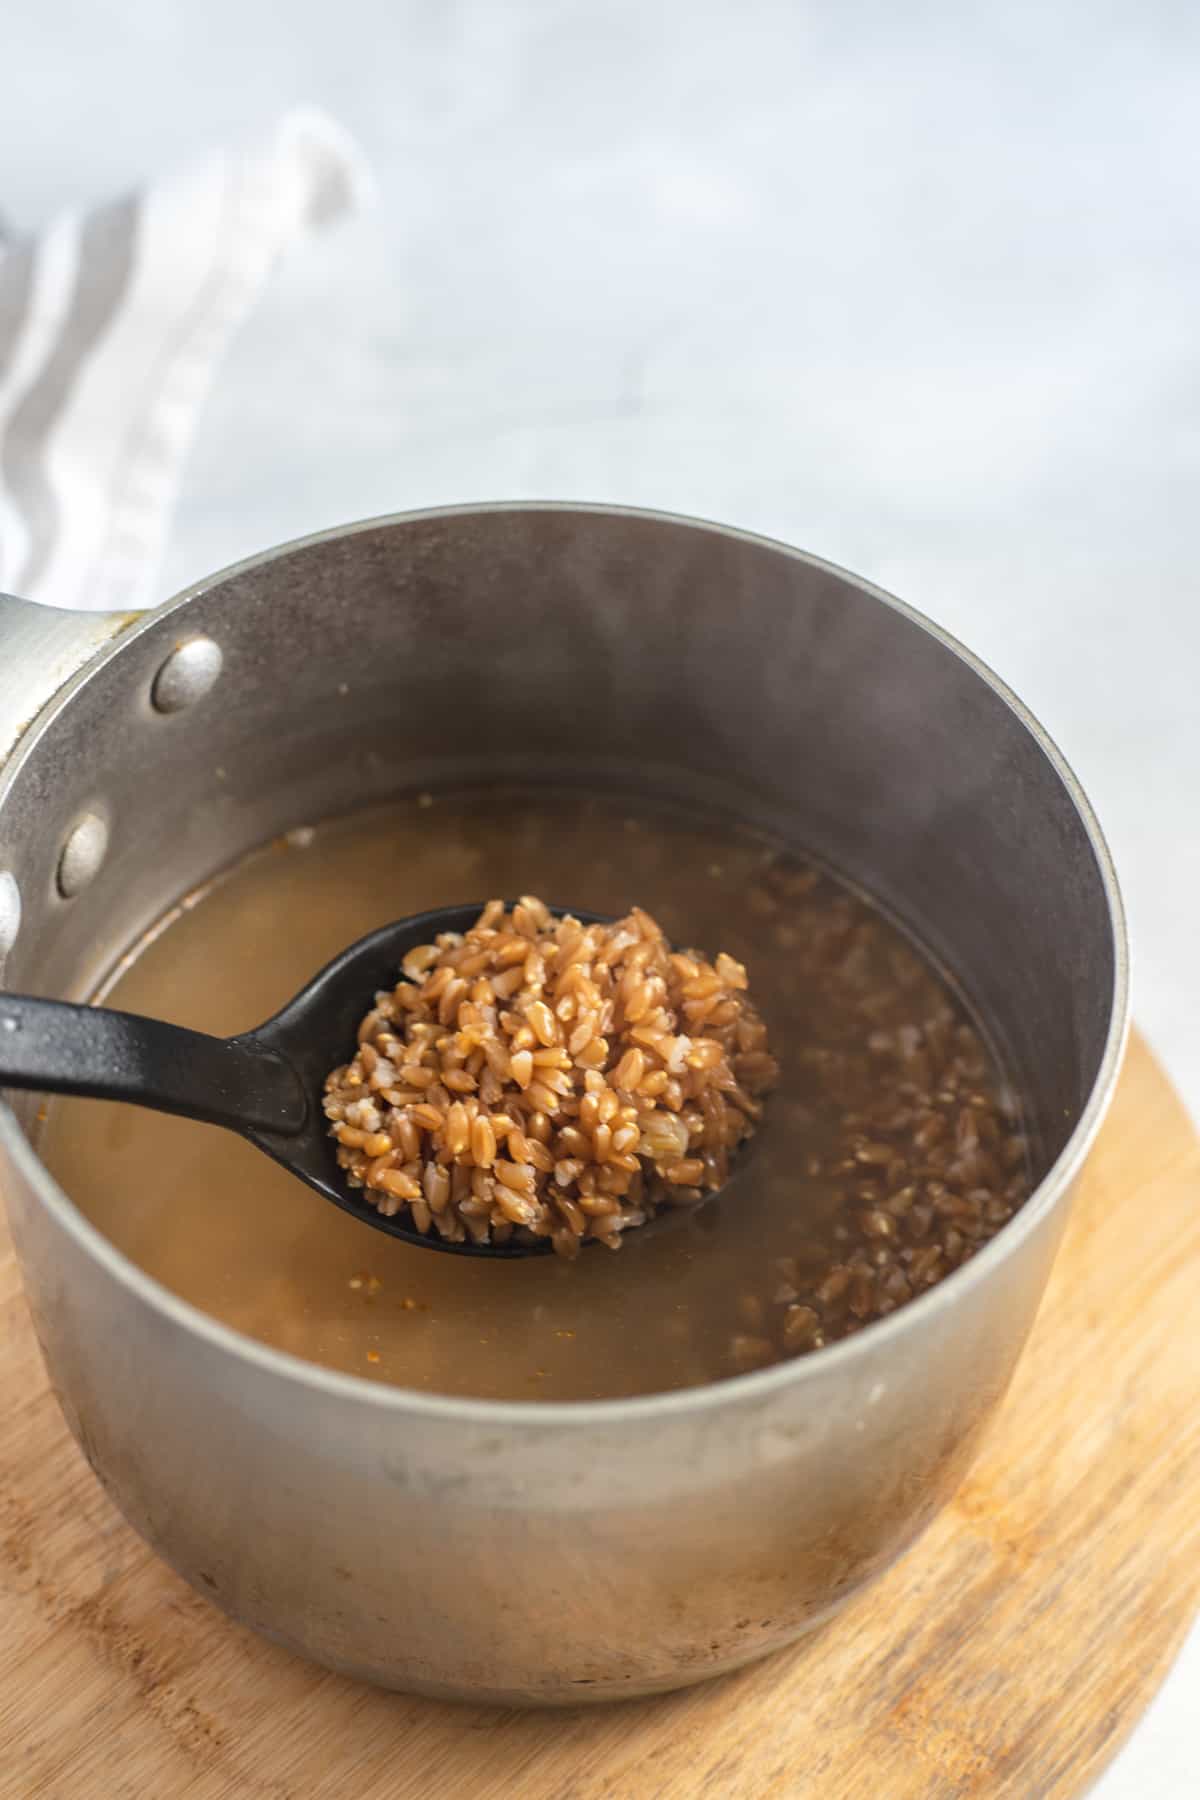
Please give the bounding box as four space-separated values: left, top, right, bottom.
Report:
0 505 1127 1702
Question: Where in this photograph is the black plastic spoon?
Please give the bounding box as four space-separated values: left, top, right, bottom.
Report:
0 903 646 1259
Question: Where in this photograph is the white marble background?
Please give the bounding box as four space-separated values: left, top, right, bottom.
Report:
3 2 1197 1791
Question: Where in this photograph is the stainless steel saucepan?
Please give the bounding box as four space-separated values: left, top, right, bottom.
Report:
0 504 1127 1703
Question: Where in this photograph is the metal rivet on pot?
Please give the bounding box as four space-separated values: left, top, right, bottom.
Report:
57 813 109 899
0 871 20 960
151 637 223 714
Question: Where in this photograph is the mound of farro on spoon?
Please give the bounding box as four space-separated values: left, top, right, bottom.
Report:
323 897 778 1257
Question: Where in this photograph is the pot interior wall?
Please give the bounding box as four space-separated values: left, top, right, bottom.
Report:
0 508 1116 1170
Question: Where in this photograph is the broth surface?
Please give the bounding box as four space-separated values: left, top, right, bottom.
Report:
40 788 1026 1401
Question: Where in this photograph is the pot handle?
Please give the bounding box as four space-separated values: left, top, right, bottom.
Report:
0 592 140 770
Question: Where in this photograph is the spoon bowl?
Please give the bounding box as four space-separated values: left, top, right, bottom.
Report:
0 901 701 1258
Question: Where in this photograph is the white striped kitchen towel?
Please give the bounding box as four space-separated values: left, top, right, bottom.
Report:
0 108 371 613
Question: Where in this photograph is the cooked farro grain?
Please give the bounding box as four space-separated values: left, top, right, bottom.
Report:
724 850 1029 1370
324 898 777 1255
47 787 1037 1400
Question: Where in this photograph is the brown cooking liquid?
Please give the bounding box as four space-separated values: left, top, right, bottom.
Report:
40 788 1026 1402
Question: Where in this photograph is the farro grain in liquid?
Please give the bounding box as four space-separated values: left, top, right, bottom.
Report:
39 787 1028 1402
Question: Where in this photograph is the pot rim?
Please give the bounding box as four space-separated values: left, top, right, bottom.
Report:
0 501 1131 1426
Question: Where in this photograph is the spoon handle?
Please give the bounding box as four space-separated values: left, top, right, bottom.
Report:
0 994 308 1135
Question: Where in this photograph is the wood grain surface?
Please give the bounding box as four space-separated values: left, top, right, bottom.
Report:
2 1029 1198 1799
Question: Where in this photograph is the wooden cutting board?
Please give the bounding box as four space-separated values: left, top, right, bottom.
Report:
2 1029 1198 1800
